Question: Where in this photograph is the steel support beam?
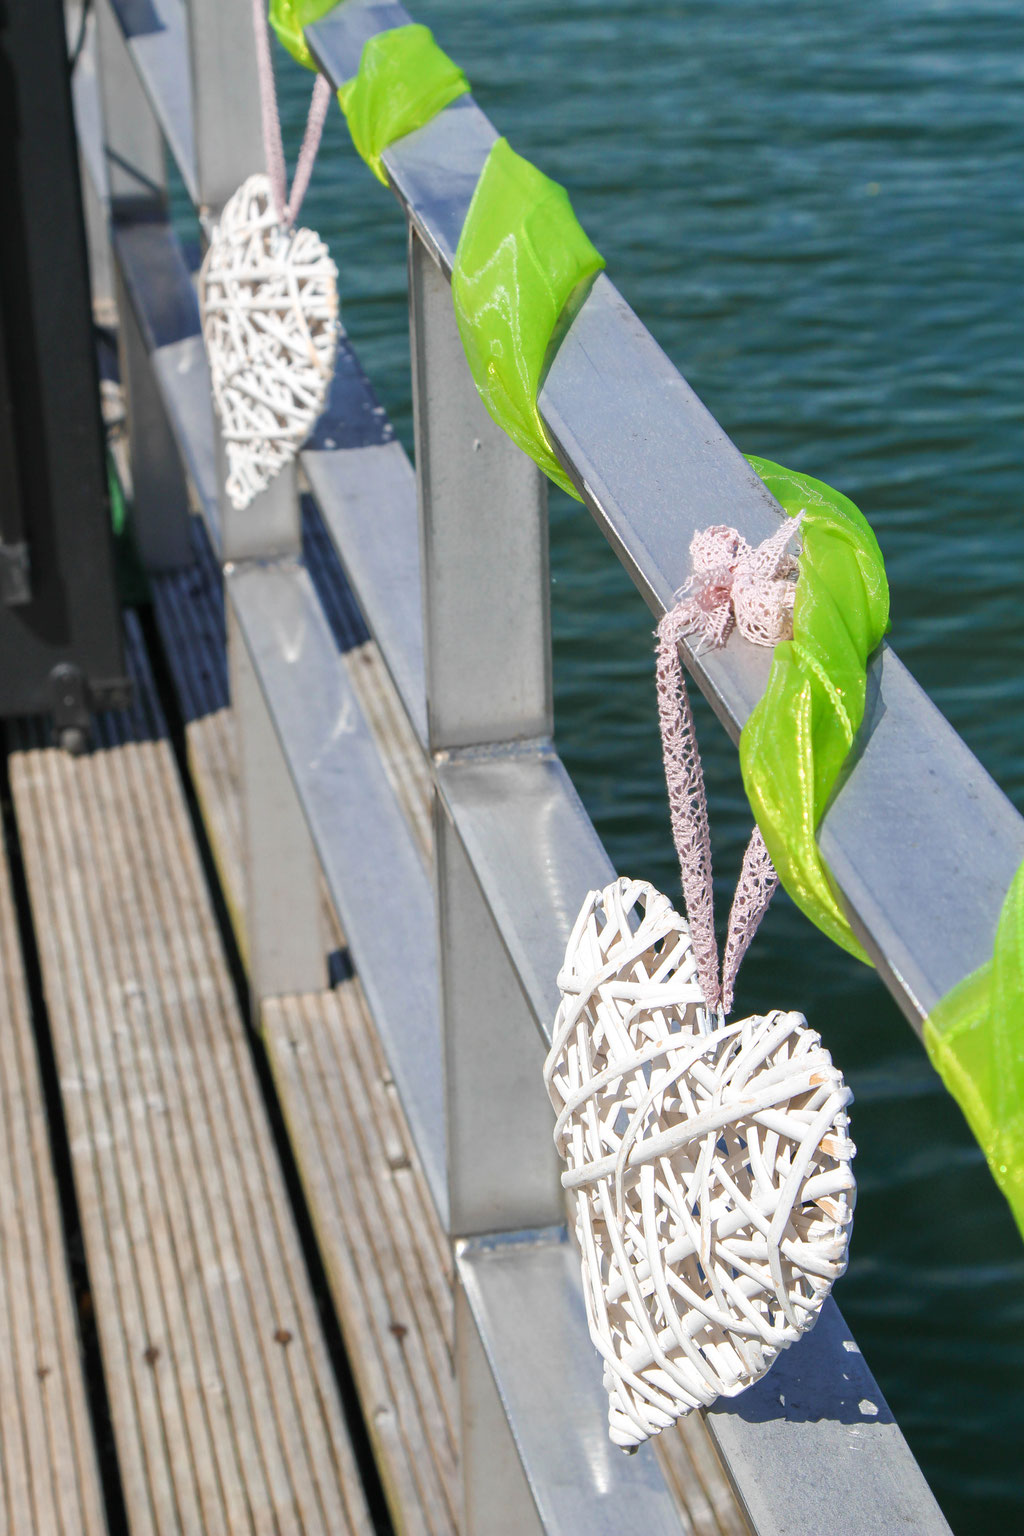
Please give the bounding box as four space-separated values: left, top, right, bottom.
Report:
185 0 265 224
216 443 303 563
95 0 166 215
227 598 325 999
69 2 117 320
115 259 193 570
410 221 562 1532
93 0 193 571
409 229 551 753
409 225 560 1231
455 1280 545 1536
184 0 315 990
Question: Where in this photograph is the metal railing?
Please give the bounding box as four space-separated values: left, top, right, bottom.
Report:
71 0 978 1530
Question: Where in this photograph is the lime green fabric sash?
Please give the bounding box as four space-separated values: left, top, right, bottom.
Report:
739 457 890 961
925 862 1024 1238
451 138 604 500
269 0 339 71
336 25 469 185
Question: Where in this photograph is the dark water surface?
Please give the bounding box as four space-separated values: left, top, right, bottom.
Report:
273 3 1024 1528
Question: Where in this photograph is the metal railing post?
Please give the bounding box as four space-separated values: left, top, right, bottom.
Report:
227 602 325 996
185 0 266 227
455 1283 543 1536
184 0 321 994
94 0 165 218
92 0 192 571
185 0 303 560
409 226 561 1231
214 437 304 563
115 263 195 570
67 2 117 323
81 153 116 326
409 226 560 1534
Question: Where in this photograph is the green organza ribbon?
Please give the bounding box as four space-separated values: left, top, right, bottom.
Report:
739 456 890 961
269 0 339 71
451 138 605 500
336 25 469 185
925 863 1024 1238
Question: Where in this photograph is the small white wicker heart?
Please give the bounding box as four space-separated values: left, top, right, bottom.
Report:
200 173 339 510
544 877 855 1450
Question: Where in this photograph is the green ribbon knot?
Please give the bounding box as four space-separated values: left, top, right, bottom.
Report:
269 0 340 72
925 862 1024 1239
452 138 605 500
337 25 470 185
740 457 890 962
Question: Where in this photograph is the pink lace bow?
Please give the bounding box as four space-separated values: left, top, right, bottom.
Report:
674 513 803 651
656 515 803 1014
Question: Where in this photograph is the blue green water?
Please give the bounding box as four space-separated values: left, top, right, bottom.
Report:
274 3 1024 1528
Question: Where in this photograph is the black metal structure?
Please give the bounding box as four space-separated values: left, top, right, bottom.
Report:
0 0 127 740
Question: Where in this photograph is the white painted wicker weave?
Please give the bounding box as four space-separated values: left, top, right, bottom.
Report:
200 173 339 510
544 877 855 1449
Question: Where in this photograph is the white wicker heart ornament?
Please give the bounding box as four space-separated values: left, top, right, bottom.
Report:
544 522 858 1448
545 878 855 1449
200 174 339 510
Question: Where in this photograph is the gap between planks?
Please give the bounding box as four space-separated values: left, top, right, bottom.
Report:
8 614 373 1536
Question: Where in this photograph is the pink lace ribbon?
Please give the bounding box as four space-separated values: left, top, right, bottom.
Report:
657 517 802 1014
672 513 803 651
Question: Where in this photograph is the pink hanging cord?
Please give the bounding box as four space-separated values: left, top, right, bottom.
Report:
656 516 803 1015
656 605 721 1009
252 0 331 227
286 74 333 225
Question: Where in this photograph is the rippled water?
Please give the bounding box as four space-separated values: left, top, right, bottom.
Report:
273 4 1024 1528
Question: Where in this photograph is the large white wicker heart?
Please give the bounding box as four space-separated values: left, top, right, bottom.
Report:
200 173 339 510
544 877 855 1449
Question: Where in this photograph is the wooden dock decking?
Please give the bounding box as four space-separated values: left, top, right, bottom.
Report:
6 621 373 1536
0 503 747 1532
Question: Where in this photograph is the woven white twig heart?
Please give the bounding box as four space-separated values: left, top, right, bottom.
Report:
200 174 339 510
544 877 855 1450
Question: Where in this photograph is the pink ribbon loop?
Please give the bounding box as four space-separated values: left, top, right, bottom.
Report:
656 515 803 1014
253 0 331 228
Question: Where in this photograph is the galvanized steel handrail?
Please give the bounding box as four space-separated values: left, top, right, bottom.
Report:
80 1 957 1531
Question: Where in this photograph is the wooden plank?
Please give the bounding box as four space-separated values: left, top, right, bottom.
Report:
148 502 745 1536
0 808 108 1536
8 616 372 1536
